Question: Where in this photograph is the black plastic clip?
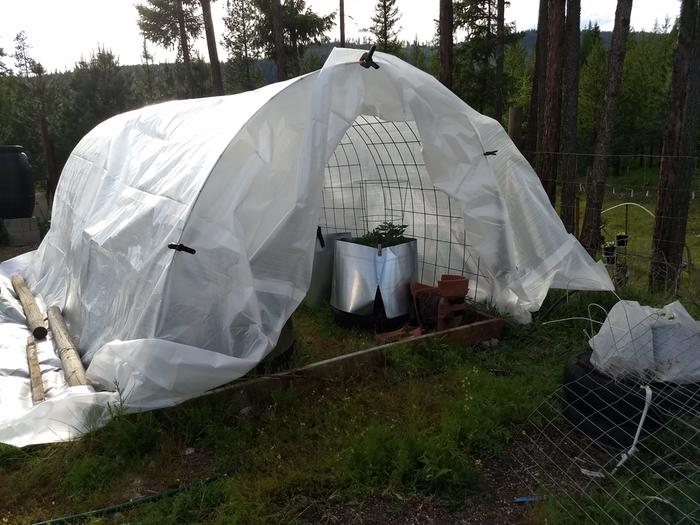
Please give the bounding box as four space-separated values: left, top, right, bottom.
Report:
484 150 498 156
168 242 196 255
359 45 380 69
316 226 325 248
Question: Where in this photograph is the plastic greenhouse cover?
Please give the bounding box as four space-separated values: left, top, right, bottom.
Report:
590 300 700 384
0 49 612 446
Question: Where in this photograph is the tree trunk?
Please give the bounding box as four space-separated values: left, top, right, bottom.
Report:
526 0 549 166
39 114 58 202
176 0 195 97
26 336 45 404
559 0 581 232
539 0 566 205
579 0 633 256
48 306 89 387
11 275 47 340
439 0 453 89
339 0 346 47
508 106 523 147
271 0 287 81
494 0 505 123
200 0 224 96
649 0 700 292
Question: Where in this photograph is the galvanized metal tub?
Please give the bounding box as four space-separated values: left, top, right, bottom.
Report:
305 231 350 308
331 238 418 319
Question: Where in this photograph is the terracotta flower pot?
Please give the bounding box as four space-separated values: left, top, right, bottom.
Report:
437 274 469 300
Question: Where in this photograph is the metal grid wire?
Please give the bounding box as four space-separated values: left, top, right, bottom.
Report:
320 114 491 293
517 301 700 524
527 150 700 295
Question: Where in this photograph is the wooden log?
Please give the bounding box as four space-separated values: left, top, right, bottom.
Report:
47 306 89 387
26 335 45 404
11 274 47 339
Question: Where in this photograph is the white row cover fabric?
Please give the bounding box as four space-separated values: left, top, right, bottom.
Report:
0 49 612 446
590 300 700 384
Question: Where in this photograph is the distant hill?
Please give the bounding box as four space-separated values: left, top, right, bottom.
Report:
516 29 613 53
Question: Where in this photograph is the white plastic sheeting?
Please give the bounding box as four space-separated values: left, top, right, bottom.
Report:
590 300 700 384
0 49 612 446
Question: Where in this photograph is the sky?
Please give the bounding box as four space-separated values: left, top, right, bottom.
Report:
0 0 682 73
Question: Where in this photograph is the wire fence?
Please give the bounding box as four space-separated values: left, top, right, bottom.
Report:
551 152 699 295
516 299 700 524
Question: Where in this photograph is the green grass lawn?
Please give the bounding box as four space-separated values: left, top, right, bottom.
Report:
568 168 700 303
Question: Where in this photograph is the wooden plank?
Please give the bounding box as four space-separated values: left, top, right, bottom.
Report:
26 335 45 404
11 274 47 339
48 306 89 387
207 312 504 399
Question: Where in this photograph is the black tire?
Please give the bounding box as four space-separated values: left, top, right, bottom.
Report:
564 351 700 416
562 351 665 447
563 402 644 449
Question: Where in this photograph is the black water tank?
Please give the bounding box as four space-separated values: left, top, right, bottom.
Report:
0 145 34 219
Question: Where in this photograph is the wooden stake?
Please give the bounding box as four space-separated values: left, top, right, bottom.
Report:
11 275 47 339
26 335 45 404
47 306 89 387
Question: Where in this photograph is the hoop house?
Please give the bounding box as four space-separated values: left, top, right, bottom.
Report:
0 49 612 446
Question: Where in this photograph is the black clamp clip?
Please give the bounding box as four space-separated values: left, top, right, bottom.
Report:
359 45 380 70
167 242 196 255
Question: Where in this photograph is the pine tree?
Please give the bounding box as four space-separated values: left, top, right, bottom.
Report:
538 0 565 205
11 32 59 200
558 0 581 233
141 38 155 97
439 0 453 88
251 0 334 78
339 0 346 47
0 44 7 75
579 0 634 256
526 0 548 164
453 0 513 115
649 0 700 292
222 0 260 91
136 0 202 98
199 0 224 95
493 0 505 122
13 31 35 78
370 0 402 55
271 0 287 80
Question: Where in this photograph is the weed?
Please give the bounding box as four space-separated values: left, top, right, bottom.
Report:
62 456 119 502
342 423 481 502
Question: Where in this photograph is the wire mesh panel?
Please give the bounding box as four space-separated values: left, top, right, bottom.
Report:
517 303 700 524
321 115 487 290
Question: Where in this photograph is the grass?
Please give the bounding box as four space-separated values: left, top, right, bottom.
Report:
0 291 607 524
569 167 700 300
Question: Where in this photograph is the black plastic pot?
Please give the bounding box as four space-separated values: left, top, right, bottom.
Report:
616 234 629 247
602 245 616 265
0 145 34 219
